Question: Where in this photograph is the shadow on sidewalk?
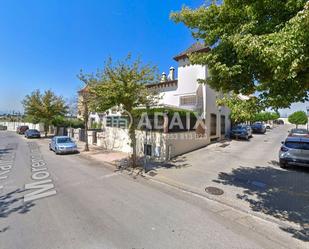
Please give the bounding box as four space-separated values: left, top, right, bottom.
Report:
213 165 309 241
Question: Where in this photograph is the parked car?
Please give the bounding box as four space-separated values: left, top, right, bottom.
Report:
230 125 252 140
274 119 284 125
16 125 29 134
0 125 7 130
25 129 41 138
251 122 266 134
288 128 309 137
265 123 273 129
279 136 309 168
49 136 78 154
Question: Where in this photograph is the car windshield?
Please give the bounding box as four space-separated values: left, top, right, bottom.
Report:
28 129 38 132
233 125 245 130
57 137 73 143
291 129 308 134
285 141 309 150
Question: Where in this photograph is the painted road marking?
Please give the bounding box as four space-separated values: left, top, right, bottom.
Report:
24 142 57 202
0 144 17 192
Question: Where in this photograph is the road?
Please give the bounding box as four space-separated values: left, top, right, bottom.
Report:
0 130 304 249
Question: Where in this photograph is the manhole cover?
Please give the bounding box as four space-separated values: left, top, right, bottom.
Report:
205 187 224 195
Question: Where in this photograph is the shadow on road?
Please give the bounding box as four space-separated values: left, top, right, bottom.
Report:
213 165 309 241
0 148 14 156
0 188 35 218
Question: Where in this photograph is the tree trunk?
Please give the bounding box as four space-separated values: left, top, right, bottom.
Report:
44 123 48 137
83 99 89 152
129 125 137 168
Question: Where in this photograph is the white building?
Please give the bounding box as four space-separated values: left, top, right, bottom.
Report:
147 42 231 143
75 43 231 161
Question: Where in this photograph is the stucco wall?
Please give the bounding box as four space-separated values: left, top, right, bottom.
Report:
0 122 44 132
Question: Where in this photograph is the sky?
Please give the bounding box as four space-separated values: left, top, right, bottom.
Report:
0 0 307 116
0 0 204 113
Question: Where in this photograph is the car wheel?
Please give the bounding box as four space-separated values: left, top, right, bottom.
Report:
279 160 287 169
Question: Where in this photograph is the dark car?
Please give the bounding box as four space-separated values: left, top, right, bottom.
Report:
16 125 29 134
288 128 309 137
25 129 41 138
0 125 7 130
251 122 266 134
230 125 252 140
279 136 309 168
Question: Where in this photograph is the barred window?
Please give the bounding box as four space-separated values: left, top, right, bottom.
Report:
180 95 197 106
106 116 129 129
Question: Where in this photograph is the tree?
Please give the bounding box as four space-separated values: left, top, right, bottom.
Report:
22 90 67 136
77 72 95 152
288 111 308 128
89 55 158 167
217 94 261 124
171 1 309 108
253 111 280 122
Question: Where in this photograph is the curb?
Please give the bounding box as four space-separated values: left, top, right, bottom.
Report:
77 150 304 240
143 173 303 232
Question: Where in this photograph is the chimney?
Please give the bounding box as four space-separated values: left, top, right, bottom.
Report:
161 72 167 82
168 67 175 81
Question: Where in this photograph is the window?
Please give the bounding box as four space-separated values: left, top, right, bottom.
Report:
210 114 217 136
106 116 129 129
180 95 197 106
221 115 226 135
144 144 152 156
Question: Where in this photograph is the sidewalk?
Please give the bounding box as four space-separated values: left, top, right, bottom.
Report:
76 141 130 167
76 127 309 244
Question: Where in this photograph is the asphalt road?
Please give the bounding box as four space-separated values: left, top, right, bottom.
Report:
0 131 303 249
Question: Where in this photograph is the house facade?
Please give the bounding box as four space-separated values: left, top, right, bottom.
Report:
75 43 231 161
147 43 231 144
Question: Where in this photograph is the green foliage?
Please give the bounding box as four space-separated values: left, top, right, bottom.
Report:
22 90 68 134
132 107 197 119
90 122 102 130
217 94 262 124
288 111 308 127
87 55 159 113
52 116 84 128
83 55 159 166
253 112 280 122
171 1 309 108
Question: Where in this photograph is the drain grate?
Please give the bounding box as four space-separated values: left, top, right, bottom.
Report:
205 186 224 195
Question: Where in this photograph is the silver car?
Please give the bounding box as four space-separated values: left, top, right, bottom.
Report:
49 136 78 154
279 136 309 168
288 128 309 137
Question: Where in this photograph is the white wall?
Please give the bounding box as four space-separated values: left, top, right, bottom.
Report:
158 58 207 110
0 122 44 132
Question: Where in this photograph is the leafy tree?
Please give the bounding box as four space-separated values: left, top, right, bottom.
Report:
253 111 280 122
171 1 309 108
89 55 158 167
22 90 67 136
217 94 262 124
288 111 308 128
52 116 84 128
77 73 95 152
